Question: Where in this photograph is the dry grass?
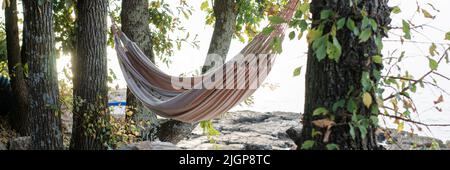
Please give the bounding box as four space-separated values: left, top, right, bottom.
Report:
0 116 17 145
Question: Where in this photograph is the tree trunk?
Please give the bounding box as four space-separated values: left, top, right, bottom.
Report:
157 0 237 144
71 0 109 150
22 0 63 150
300 0 391 150
121 0 159 141
5 0 30 135
201 0 237 73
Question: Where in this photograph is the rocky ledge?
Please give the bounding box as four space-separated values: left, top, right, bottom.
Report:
178 111 302 150
177 111 450 150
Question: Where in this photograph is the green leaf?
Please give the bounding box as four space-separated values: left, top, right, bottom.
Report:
200 1 209 11
289 31 296 40
392 6 401 14
315 45 327 61
402 20 411 39
429 43 437 56
301 140 315 150
320 10 333 20
299 3 310 13
269 16 286 24
307 26 323 44
346 18 359 35
362 17 370 29
370 116 379 125
429 58 438 70
312 35 328 61
374 35 383 52
293 66 303 77
347 99 357 114
445 32 450 40
422 9 434 18
372 55 383 64
336 18 346 30
313 107 329 116
358 28 372 42
349 124 356 140
359 126 368 139
327 36 342 62
272 37 283 54
369 19 378 31
332 100 345 112
361 71 372 91
262 26 275 35
23 63 29 77
326 144 339 150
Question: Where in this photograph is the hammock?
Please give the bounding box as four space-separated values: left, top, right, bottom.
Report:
113 0 299 123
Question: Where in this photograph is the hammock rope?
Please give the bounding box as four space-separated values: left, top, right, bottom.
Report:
112 0 300 123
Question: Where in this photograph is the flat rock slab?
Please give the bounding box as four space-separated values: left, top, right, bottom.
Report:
119 141 180 150
9 136 31 150
177 111 301 150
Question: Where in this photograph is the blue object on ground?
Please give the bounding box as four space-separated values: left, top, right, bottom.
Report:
108 101 127 107
0 75 10 90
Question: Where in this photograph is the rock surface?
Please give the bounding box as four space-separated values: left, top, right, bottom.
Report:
119 141 180 150
177 111 301 150
177 111 449 150
0 142 7 150
377 129 448 150
9 136 31 150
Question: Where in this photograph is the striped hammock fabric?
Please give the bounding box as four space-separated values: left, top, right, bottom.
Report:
112 0 299 123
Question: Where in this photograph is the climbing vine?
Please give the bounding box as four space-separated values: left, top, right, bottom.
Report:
292 0 450 150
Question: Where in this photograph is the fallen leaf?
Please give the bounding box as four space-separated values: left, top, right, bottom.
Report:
312 119 336 128
434 95 444 105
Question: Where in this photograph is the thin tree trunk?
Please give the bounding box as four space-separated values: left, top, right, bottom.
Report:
157 0 237 144
5 0 30 135
22 0 63 150
300 0 391 150
121 0 159 141
71 0 109 150
201 0 237 73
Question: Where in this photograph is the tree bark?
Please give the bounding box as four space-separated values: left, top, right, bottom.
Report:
121 0 159 141
5 0 30 135
300 0 391 150
157 0 237 144
201 0 237 73
22 0 63 150
71 0 109 150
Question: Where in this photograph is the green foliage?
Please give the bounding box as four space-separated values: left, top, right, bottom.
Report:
293 66 302 77
53 0 76 56
200 120 221 144
0 24 8 76
428 58 438 70
107 0 199 66
147 0 199 56
301 140 315 149
313 107 329 116
326 143 339 150
201 0 301 42
268 15 286 24
372 55 383 64
402 20 411 40
391 6 401 14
